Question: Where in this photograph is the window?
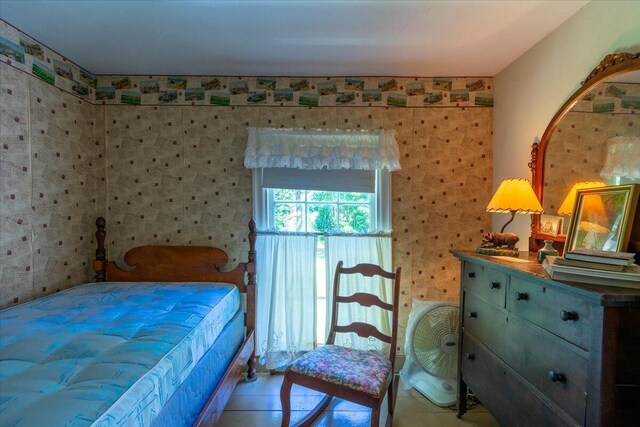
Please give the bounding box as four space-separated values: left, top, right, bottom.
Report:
253 168 391 234
253 168 391 346
271 189 373 233
246 127 399 367
269 188 373 343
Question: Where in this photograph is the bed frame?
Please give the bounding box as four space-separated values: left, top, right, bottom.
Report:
92 217 257 426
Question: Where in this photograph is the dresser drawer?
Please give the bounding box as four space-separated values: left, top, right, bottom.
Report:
464 292 587 424
501 315 587 425
461 333 576 427
462 261 507 307
463 291 505 352
508 276 591 349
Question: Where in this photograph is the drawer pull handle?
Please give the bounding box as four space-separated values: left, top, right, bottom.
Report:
467 272 476 278
549 370 566 383
468 312 478 318
466 353 475 360
560 310 578 321
515 292 529 301
490 281 501 289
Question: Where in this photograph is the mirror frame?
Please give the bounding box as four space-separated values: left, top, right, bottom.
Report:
529 52 640 252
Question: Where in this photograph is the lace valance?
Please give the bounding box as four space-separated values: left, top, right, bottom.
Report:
243 127 401 171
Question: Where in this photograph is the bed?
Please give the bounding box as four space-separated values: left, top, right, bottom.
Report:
0 217 257 427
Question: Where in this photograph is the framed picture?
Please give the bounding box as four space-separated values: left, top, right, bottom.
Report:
539 214 563 237
565 184 640 253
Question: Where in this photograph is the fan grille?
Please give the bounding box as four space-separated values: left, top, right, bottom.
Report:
412 306 460 378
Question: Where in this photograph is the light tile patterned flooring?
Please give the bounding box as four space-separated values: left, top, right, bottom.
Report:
219 374 499 426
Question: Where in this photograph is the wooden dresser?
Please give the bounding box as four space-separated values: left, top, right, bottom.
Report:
451 251 640 426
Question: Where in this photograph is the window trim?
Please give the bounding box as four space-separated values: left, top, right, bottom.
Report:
252 168 392 234
271 190 374 233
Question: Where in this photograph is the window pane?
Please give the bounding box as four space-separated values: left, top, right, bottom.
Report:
275 203 305 231
307 190 337 202
274 189 305 202
308 204 337 233
339 205 371 233
338 192 370 203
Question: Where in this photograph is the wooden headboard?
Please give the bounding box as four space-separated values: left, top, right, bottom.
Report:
93 217 256 288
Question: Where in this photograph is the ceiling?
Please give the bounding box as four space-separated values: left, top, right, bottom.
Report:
0 0 588 76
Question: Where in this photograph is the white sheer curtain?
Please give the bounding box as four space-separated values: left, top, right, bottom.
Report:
256 234 317 369
324 235 393 351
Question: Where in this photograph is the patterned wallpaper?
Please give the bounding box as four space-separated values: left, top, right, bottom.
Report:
1 62 32 307
101 105 493 351
1 62 104 308
544 109 640 217
0 20 494 352
0 21 96 104
104 106 255 266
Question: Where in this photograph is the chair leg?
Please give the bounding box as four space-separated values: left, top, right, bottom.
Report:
387 375 395 415
370 405 380 427
280 375 293 427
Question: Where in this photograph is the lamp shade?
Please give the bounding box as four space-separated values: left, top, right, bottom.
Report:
486 179 543 214
580 221 610 234
557 181 605 216
578 192 610 234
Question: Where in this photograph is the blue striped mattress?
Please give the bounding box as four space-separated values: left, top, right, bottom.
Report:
0 281 241 427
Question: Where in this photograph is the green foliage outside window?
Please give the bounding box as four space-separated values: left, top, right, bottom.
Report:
310 205 337 232
338 192 369 202
274 189 304 201
308 191 336 202
339 205 370 233
273 190 371 233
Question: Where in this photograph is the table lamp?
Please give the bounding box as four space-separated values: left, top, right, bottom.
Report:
557 181 605 216
478 178 543 256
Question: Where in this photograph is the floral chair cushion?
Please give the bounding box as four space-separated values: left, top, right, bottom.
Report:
286 345 392 397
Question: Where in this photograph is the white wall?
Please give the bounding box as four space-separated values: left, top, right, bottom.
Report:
493 1 640 248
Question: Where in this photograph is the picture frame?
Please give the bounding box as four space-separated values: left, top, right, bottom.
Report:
539 214 563 237
565 184 640 253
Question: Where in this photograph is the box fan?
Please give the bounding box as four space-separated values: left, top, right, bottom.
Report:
400 300 459 406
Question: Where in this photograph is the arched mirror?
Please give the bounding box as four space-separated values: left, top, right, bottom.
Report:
530 52 640 252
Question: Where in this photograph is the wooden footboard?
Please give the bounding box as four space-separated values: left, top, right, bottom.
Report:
93 217 258 425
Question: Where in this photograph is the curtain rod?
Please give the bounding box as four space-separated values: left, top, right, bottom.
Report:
256 230 392 237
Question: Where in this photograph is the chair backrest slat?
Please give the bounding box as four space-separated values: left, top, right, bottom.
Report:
338 263 396 279
326 260 401 370
334 292 393 311
333 322 392 344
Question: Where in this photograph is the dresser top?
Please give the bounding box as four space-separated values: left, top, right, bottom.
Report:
451 250 640 306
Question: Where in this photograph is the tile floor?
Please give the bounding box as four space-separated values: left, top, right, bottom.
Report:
218 374 499 426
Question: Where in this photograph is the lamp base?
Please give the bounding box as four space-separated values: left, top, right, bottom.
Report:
476 231 521 257
476 247 520 257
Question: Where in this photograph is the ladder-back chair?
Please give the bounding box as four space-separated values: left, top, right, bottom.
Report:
280 261 401 427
